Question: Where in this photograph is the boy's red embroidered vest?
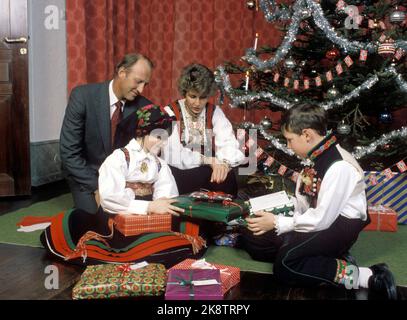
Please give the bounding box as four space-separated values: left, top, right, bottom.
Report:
169 101 216 156
299 134 341 208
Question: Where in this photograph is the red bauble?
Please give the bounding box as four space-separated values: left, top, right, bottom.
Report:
326 47 340 60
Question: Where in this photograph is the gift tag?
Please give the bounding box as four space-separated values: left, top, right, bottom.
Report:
192 279 220 286
130 261 149 270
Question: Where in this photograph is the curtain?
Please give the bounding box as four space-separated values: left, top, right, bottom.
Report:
66 0 282 124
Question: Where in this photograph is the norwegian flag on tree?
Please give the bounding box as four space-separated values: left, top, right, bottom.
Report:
303 79 310 90
396 160 407 173
326 71 333 82
359 50 367 62
263 156 275 167
344 56 353 67
255 147 264 158
278 165 288 176
336 63 343 75
293 80 299 90
383 168 394 180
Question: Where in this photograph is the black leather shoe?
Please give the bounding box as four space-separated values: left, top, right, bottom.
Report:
368 263 397 300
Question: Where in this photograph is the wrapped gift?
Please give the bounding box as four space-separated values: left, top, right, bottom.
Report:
364 205 398 232
169 259 240 295
72 262 166 299
165 269 223 300
248 191 294 217
174 196 249 223
364 171 406 225
114 214 172 236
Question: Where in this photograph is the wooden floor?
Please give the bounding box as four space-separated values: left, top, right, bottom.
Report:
0 180 406 300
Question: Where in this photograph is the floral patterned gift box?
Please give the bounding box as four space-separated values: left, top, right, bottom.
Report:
72 262 166 299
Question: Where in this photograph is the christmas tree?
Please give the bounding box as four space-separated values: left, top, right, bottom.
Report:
215 0 407 185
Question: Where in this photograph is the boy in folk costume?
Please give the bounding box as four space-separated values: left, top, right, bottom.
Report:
161 63 247 197
240 104 397 299
32 104 207 266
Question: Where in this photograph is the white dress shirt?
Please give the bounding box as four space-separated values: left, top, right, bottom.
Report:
162 99 247 169
109 80 124 118
276 145 368 235
99 139 179 215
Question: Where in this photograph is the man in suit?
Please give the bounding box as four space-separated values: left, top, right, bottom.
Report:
60 53 154 214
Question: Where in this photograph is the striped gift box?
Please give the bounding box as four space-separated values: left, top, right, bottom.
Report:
169 258 240 295
114 214 172 236
364 171 407 225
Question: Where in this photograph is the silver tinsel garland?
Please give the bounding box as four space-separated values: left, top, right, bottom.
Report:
253 1 406 66
215 66 294 109
387 66 407 93
242 0 304 70
259 0 292 22
396 40 407 51
216 65 380 111
259 127 295 156
352 127 407 159
305 0 377 54
320 74 379 110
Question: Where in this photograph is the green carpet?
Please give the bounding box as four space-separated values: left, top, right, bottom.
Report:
0 193 406 285
0 194 73 248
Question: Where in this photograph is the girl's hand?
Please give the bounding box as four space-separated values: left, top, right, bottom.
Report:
147 198 185 216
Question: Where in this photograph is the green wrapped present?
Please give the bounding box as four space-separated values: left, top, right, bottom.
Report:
72 263 166 300
174 196 249 223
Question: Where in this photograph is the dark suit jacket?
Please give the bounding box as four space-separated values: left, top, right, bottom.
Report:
60 81 152 194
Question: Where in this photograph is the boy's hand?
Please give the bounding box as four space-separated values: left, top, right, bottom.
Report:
246 210 276 235
147 198 185 216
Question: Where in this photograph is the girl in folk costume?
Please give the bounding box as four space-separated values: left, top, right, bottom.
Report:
240 104 397 299
161 63 247 197
19 104 207 267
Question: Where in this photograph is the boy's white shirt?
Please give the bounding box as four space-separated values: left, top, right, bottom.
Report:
98 139 179 215
162 99 247 169
276 145 368 235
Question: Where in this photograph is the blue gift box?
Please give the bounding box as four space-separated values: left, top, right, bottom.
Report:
364 171 407 225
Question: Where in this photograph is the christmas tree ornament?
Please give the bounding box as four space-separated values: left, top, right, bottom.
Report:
284 57 296 69
246 0 256 10
260 117 272 130
337 120 351 135
378 108 392 124
389 7 405 24
378 39 396 58
327 86 340 99
326 47 340 60
300 8 312 19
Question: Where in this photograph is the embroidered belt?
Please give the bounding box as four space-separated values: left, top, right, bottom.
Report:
125 182 153 197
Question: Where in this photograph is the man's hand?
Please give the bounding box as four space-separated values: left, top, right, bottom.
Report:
246 210 276 236
147 198 185 216
94 190 100 207
205 157 231 184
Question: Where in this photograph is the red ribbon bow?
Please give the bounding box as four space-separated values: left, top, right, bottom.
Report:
117 264 132 274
